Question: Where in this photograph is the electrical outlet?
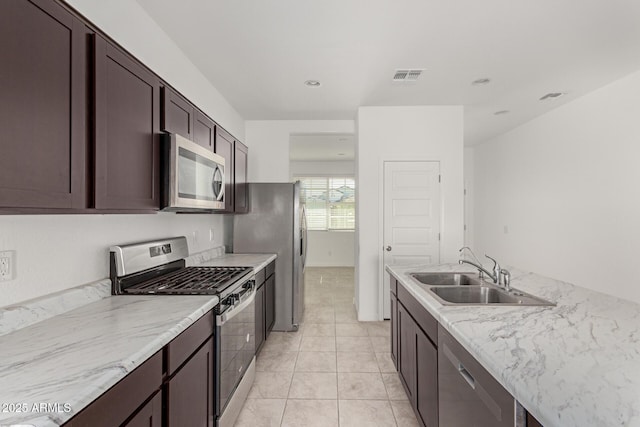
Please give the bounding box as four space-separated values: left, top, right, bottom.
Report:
0 250 16 281
209 228 214 242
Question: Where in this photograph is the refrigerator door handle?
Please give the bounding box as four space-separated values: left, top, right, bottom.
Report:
301 206 308 270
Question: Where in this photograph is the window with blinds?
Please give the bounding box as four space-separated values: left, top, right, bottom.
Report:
296 177 355 231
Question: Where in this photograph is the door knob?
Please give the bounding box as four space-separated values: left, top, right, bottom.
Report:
385 246 392 251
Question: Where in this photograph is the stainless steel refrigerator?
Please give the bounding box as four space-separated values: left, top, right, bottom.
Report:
233 182 307 331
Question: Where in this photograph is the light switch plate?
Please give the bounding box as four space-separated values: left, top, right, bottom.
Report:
0 250 16 281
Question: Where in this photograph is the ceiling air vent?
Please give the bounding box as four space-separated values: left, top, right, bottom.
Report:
393 69 424 82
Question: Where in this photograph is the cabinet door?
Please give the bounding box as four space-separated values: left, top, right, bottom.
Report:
123 392 162 427
215 128 234 212
161 86 193 140
265 274 276 336
0 0 87 209
166 337 214 427
416 328 438 427
255 283 265 354
234 141 249 213
390 294 398 368
397 302 416 401
94 36 160 210
193 110 215 150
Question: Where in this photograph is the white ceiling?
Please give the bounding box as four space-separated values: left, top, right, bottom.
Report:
137 0 640 145
290 134 355 161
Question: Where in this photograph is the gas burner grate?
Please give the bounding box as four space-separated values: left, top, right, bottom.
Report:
125 266 252 295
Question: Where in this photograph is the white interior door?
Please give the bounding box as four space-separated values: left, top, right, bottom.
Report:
382 161 441 318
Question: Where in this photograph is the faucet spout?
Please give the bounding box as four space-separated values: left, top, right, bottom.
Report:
458 259 498 283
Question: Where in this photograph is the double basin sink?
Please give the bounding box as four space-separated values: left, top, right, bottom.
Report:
411 273 555 306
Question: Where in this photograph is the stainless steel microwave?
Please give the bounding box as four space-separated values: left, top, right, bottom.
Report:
162 133 225 211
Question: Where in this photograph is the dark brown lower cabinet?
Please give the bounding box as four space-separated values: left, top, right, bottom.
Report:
165 337 214 427
390 288 398 368
265 273 275 337
397 302 417 402
123 392 162 427
416 327 438 427
398 301 438 427
255 281 265 354
63 351 162 427
438 325 514 427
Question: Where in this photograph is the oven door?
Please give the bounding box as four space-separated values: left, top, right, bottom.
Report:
215 282 256 419
164 133 225 211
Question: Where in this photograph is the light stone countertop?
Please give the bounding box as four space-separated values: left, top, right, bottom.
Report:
386 263 640 427
0 249 276 426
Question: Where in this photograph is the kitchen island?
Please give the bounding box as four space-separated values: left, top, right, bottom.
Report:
387 263 640 427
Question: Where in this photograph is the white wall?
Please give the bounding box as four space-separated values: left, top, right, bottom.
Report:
357 106 464 320
306 231 355 267
64 0 244 139
472 69 640 303
245 121 355 182
464 147 475 248
0 214 226 308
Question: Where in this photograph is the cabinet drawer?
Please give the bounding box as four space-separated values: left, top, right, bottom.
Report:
390 277 398 296
266 261 275 278
64 351 162 427
255 267 266 287
438 326 514 427
166 310 214 375
398 282 438 346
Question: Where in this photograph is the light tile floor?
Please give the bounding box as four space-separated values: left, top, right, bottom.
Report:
234 267 420 427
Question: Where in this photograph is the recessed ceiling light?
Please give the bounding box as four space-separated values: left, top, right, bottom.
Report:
539 92 566 101
338 138 348 142
494 110 510 115
304 80 321 87
337 153 345 156
472 78 491 86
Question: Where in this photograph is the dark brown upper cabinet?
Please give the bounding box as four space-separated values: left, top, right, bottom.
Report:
234 141 249 213
0 0 87 210
94 36 161 210
215 128 234 212
161 86 193 140
193 110 215 150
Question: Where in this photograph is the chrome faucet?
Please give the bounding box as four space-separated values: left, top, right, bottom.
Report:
459 254 499 283
458 248 512 290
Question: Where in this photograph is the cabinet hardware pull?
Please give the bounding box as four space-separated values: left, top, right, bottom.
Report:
458 364 476 389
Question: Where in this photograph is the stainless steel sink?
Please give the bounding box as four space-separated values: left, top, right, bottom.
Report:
410 273 481 286
429 285 555 306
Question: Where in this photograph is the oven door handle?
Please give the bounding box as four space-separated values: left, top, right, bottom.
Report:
216 287 256 326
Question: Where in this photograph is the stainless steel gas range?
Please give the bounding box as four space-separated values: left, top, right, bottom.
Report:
109 236 256 427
